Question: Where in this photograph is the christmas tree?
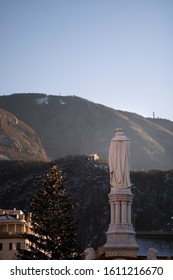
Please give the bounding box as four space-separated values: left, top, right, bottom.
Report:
17 165 82 259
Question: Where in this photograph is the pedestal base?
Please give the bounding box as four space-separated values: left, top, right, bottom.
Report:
104 230 139 258
104 188 139 258
104 247 138 259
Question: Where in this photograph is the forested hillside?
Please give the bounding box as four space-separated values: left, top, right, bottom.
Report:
0 156 172 249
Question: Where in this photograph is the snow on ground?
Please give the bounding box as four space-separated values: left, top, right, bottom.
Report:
59 99 67 105
36 96 49 105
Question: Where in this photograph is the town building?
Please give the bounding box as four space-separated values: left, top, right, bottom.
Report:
0 209 31 260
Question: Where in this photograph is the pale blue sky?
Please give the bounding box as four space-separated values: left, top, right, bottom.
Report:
1 0 173 120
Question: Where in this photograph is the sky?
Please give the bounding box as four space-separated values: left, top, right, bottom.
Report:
1 0 173 120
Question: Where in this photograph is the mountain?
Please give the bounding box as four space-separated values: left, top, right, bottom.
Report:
0 107 49 161
0 93 173 170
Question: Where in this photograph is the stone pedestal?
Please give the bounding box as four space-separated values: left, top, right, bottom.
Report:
104 188 139 258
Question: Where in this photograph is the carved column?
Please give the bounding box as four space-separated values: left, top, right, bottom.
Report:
110 201 115 225
115 201 120 224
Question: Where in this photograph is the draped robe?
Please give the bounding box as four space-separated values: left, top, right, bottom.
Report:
108 130 131 189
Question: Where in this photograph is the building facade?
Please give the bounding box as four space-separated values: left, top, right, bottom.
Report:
0 209 31 260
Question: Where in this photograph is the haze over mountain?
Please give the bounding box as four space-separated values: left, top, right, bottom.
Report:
0 107 49 161
0 93 173 170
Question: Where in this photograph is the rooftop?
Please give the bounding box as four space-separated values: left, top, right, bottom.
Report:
0 215 16 220
136 232 173 258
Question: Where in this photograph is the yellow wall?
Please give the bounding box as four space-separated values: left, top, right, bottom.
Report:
0 237 27 260
0 209 31 259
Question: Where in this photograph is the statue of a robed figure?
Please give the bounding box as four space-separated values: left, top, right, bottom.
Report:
108 128 130 189
104 128 138 258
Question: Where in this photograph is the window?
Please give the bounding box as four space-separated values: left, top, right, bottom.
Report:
0 243 3 251
16 243 21 250
9 243 12 250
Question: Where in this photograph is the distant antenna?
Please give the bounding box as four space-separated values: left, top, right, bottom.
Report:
153 112 155 119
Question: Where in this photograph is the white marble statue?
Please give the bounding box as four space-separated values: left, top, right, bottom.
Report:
108 128 131 189
147 248 158 260
84 247 96 260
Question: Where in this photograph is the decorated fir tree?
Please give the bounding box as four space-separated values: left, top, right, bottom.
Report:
17 165 82 259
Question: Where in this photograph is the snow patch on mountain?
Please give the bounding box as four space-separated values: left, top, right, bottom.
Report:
36 96 49 105
59 99 67 105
